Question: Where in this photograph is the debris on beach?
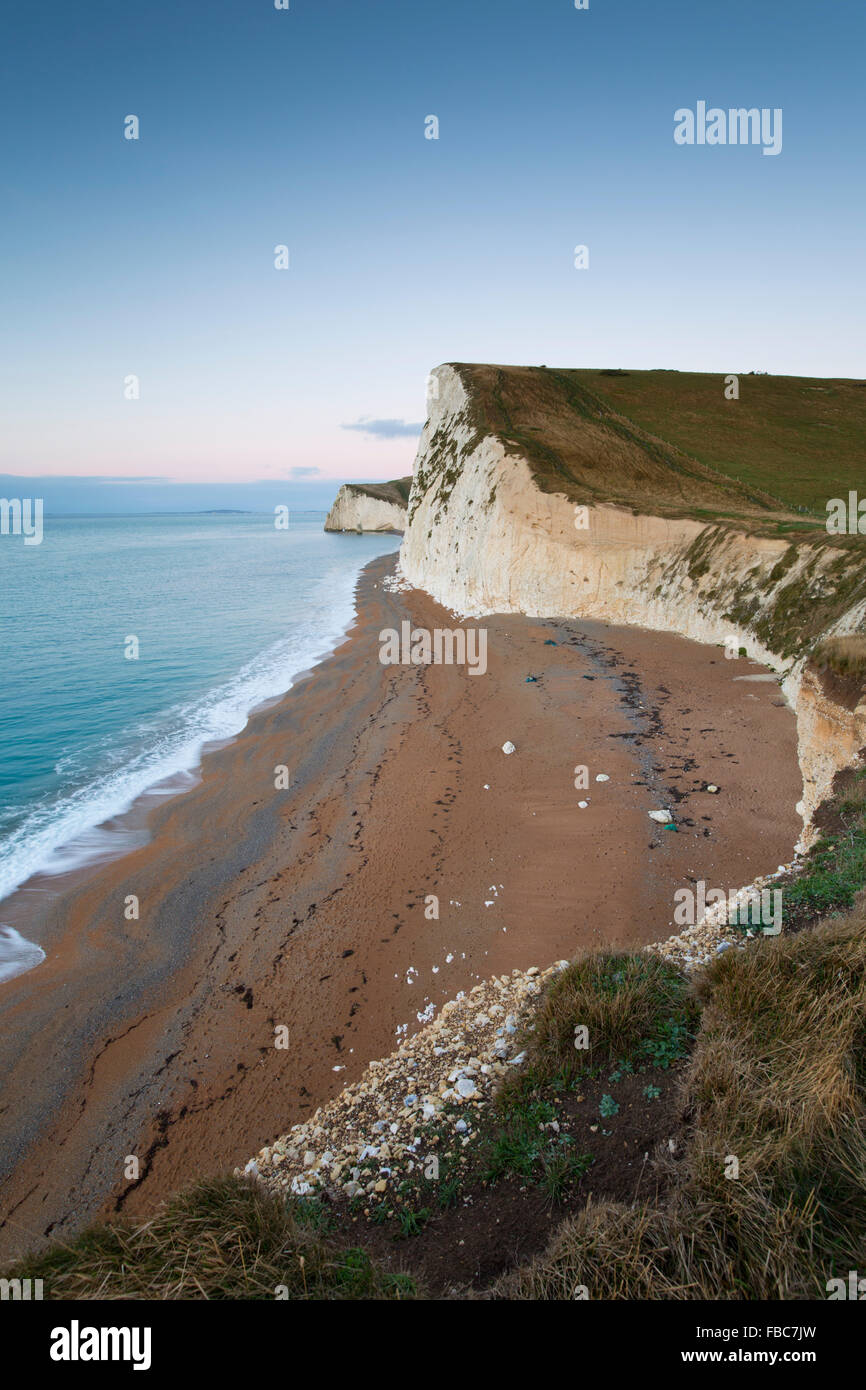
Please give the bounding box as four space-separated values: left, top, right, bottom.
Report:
705 784 720 794
524 675 538 683
648 808 673 823
595 773 610 782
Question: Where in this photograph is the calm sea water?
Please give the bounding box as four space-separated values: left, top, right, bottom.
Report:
0 514 399 979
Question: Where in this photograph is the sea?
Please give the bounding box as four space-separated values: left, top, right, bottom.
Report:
0 512 400 982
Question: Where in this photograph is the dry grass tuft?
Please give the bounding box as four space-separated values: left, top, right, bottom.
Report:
526 950 698 1081
5 1175 418 1301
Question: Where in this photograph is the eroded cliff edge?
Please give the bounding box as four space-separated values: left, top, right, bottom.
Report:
324 477 412 533
399 364 866 839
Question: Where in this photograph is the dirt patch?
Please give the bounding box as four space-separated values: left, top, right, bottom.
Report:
318 1059 690 1298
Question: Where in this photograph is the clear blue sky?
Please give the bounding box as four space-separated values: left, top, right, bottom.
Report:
1 0 863 511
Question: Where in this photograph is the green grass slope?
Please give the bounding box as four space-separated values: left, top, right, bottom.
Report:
571 368 866 517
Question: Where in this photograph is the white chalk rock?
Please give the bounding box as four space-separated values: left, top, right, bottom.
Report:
502 741 516 755
648 809 673 823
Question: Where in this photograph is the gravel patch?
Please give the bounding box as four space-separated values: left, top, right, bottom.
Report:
244 963 567 1205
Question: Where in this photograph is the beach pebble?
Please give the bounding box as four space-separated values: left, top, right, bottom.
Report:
648 809 673 823
502 741 516 755
578 800 588 809
595 773 610 782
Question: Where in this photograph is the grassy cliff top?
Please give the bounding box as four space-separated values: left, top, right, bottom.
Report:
570 368 866 516
343 477 412 506
446 364 866 539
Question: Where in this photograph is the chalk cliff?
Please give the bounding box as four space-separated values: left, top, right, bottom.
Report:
324 478 412 534
399 364 866 840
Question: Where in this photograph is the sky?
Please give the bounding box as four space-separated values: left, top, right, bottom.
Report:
1 0 863 511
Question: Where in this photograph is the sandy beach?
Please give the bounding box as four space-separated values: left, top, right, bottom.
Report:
0 552 802 1260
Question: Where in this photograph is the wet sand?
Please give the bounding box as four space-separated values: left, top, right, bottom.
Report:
0 553 802 1259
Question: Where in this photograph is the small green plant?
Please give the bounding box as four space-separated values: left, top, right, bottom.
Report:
482 1097 558 1182
599 1094 619 1119
334 1247 378 1294
539 1143 593 1204
643 1084 661 1102
292 1197 335 1234
640 1018 691 1069
397 1207 431 1240
608 1059 634 1083
437 1175 462 1210
383 1272 417 1298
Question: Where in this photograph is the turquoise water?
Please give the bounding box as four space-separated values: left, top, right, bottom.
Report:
0 514 399 975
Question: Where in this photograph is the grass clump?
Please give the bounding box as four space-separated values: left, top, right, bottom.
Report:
527 950 698 1083
4 1176 417 1301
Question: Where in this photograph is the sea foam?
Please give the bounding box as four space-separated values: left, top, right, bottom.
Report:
0 926 46 984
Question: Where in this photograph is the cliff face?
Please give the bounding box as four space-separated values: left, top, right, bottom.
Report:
324 478 412 534
400 364 866 839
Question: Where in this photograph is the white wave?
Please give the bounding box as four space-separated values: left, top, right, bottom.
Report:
0 926 46 985
0 559 366 905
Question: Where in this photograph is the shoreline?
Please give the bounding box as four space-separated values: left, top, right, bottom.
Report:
0 544 401 943
0 553 802 1260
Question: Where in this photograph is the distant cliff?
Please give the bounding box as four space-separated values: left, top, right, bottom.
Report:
399 364 866 840
324 478 412 533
